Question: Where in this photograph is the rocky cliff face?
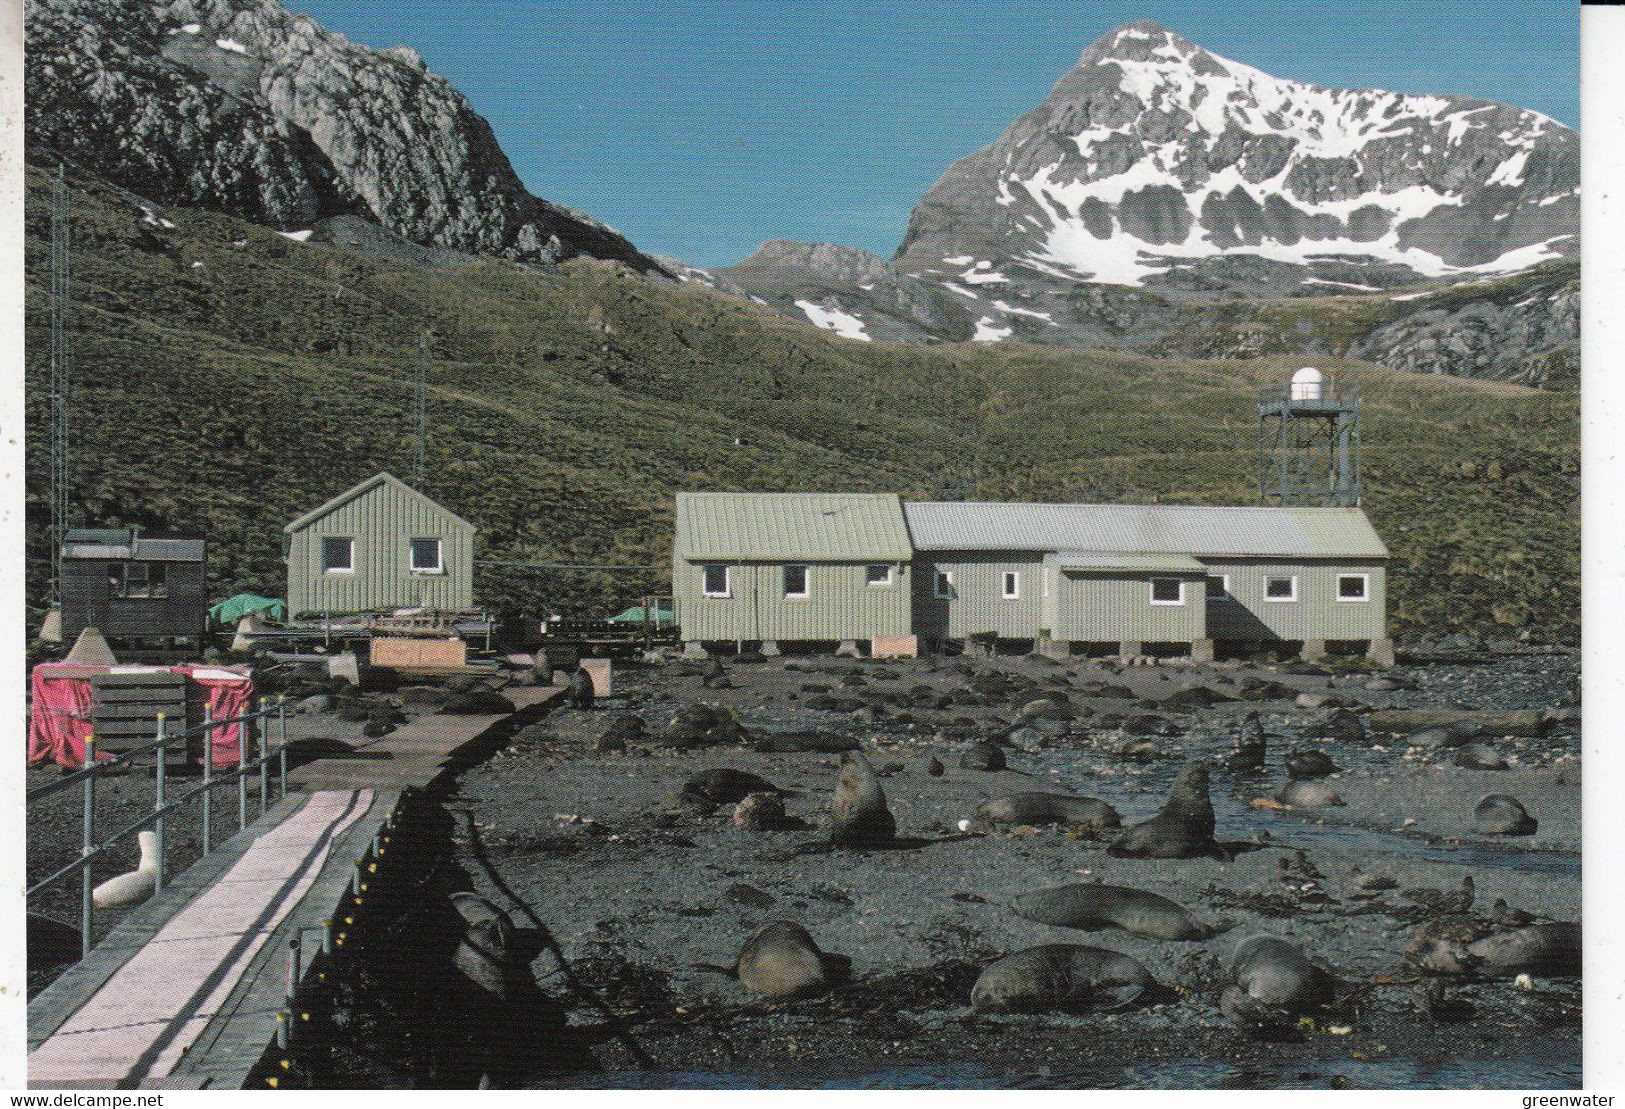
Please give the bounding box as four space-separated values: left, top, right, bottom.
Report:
26 0 653 267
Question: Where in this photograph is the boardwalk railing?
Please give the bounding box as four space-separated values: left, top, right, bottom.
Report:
27 696 293 958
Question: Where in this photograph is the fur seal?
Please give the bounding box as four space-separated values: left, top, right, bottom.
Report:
1468 922 1580 977
732 921 840 998
974 792 1120 832
1107 761 1221 859
829 752 897 846
1454 744 1508 771
677 768 782 811
1275 779 1345 808
1473 794 1537 836
1225 712 1267 772
567 667 595 710
1010 883 1211 940
971 944 1156 1013
959 741 1006 771
1226 935 1335 1014
1283 749 1337 780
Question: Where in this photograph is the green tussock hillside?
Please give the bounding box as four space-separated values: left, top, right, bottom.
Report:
23 167 1579 642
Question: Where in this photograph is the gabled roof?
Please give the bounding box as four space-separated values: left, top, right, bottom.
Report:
284 472 473 534
675 492 912 561
904 502 1388 559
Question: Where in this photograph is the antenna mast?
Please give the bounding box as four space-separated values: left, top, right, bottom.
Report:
49 165 72 601
414 330 428 488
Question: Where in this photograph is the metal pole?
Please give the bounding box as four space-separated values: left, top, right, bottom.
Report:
278 696 288 797
202 708 213 856
258 699 269 814
154 714 167 894
238 733 248 831
80 733 95 958
286 935 301 1008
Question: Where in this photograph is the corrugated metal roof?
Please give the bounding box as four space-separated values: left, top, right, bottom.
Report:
133 537 206 561
675 492 912 561
285 472 473 533
904 502 1388 559
63 529 204 561
1054 551 1206 572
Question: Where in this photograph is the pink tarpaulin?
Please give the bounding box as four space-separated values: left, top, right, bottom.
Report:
27 663 255 770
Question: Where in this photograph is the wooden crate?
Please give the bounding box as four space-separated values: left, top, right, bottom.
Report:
369 636 467 669
90 670 189 763
871 635 919 660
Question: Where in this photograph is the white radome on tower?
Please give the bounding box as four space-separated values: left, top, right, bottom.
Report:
1291 366 1325 401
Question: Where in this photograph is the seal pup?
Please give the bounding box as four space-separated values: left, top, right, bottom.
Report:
829 751 897 846
1283 749 1337 780
676 768 782 811
1010 883 1212 940
1223 935 1336 1016
973 792 1120 832
1107 761 1221 859
1275 779 1345 808
959 741 1006 771
719 921 843 998
971 944 1156 1013
567 667 595 710
1473 794 1537 835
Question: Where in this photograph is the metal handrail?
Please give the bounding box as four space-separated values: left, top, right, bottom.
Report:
28 694 293 957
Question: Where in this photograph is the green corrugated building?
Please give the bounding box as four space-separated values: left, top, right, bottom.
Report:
671 493 1390 662
672 492 914 656
285 472 474 618
903 501 1390 663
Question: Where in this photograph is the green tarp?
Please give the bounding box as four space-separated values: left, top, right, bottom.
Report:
609 601 675 626
210 594 287 626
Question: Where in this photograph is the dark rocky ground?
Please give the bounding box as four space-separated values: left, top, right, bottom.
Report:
430 646 1581 1089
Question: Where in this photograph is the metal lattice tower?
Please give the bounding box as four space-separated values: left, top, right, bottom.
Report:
1258 368 1360 507
414 330 428 488
49 165 73 601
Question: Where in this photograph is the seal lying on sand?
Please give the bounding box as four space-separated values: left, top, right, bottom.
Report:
829 752 897 846
720 921 845 998
1010 883 1212 940
1275 779 1345 808
1107 762 1222 859
974 793 1120 832
1473 794 1537 835
971 944 1156 1012
1221 935 1336 1018
676 768 782 811
1469 922 1580 977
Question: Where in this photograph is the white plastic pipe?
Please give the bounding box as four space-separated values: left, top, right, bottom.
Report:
92 830 158 909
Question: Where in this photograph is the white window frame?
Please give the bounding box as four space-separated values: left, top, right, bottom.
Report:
321 536 354 574
1206 574 1234 603
409 537 444 574
865 564 893 587
1002 571 1021 600
1336 572 1371 602
702 563 731 598
1264 573 1299 602
783 563 810 599
1149 577 1185 606
933 569 955 599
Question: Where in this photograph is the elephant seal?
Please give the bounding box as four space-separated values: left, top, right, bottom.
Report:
1473 794 1537 836
1107 761 1221 859
829 752 896 846
568 667 595 710
732 921 839 998
971 944 1156 1013
1010 883 1211 940
1284 749 1337 780
1276 779 1345 808
1468 922 1580 977
677 768 782 811
974 792 1120 832
1227 935 1335 1013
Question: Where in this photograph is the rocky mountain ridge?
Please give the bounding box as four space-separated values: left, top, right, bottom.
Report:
25 0 652 267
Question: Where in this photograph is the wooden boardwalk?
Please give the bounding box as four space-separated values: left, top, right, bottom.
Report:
27 685 564 1088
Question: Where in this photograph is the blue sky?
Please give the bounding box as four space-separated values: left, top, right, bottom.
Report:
292 1 1578 268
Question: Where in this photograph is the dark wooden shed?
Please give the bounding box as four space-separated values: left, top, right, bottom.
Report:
61 528 207 642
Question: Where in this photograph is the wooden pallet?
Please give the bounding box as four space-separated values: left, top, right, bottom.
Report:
90 671 190 763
